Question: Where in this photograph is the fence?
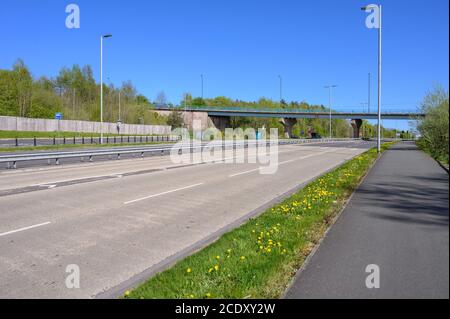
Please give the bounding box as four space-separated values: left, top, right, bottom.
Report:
0 116 172 135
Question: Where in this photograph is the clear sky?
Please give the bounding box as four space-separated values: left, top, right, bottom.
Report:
0 0 448 130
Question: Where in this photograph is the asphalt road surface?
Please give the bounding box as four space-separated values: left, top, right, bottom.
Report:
0 141 373 299
285 142 449 299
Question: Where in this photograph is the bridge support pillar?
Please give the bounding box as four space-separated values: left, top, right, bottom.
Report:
209 116 231 132
280 118 298 139
351 119 363 138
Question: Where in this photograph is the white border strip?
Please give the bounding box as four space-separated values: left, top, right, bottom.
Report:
124 183 204 205
0 222 51 238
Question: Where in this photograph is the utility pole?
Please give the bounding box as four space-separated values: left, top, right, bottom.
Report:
368 72 371 114
201 74 204 99
362 5 382 153
324 85 338 139
100 34 112 144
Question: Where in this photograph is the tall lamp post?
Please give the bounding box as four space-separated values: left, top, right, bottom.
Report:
324 85 337 139
200 74 204 99
100 34 112 144
362 5 382 153
278 75 283 105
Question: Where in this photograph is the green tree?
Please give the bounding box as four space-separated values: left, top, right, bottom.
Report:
167 110 184 128
417 86 449 163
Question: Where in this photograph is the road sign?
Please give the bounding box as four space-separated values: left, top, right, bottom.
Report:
55 113 63 120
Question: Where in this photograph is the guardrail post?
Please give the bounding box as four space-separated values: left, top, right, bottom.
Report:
117 154 121 160
128 136 130 143
106 136 109 144
91 136 93 144
63 137 66 145
55 158 60 165
13 161 17 169
141 152 144 158
73 136 76 145
53 137 56 145
82 137 85 145
89 155 93 162
34 137 37 147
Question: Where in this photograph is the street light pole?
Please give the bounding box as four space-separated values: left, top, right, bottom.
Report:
362 5 382 153
100 34 112 145
368 72 371 114
118 90 121 122
324 85 337 139
201 74 204 99
377 6 382 153
278 75 283 105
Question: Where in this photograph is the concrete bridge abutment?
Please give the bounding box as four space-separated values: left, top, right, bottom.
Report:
351 119 363 138
280 118 298 139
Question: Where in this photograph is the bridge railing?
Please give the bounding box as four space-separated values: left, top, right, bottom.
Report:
155 104 420 115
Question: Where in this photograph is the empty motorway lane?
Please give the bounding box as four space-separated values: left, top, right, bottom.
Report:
0 141 373 298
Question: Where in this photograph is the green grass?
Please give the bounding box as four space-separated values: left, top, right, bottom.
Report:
0 141 175 153
124 142 395 299
0 131 165 139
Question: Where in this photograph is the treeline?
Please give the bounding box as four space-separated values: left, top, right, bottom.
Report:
416 87 449 164
0 59 398 139
0 60 167 125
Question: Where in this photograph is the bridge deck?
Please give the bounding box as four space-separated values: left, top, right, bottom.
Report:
155 106 424 120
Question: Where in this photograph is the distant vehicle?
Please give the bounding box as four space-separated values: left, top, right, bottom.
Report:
311 133 322 139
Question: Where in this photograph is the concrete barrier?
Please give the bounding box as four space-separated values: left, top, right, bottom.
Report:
0 116 172 135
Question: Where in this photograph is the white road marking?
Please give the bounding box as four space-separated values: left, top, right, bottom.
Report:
228 149 337 178
124 183 204 205
0 222 51 238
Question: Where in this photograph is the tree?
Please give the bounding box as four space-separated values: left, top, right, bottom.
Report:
155 91 168 105
13 59 33 117
417 86 449 163
167 110 184 128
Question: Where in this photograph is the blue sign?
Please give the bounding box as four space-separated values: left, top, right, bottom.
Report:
256 132 263 140
55 113 62 120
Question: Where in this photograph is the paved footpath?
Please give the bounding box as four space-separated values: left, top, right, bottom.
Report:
286 142 449 299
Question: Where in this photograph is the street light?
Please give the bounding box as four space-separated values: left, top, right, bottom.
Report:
201 74 204 99
100 34 112 144
362 4 382 153
324 85 337 139
278 75 283 105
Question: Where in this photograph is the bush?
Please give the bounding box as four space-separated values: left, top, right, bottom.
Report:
417 87 449 164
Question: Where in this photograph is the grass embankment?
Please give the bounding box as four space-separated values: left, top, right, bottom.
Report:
124 142 395 299
0 131 166 139
0 141 174 153
416 140 449 167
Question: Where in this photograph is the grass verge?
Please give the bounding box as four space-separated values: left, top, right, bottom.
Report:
124 142 395 299
0 131 164 139
0 141 175 153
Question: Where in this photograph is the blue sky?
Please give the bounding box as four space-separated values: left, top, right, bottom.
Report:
0 0 448 130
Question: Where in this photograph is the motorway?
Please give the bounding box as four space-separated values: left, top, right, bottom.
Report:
0 140 373 299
